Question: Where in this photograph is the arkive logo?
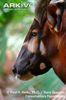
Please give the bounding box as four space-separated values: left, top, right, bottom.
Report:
3 2 32 9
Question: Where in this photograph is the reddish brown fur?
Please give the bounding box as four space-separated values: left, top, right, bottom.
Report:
43 9 66 83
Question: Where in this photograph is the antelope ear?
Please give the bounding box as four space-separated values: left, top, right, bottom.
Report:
47 12 55 27
40 62 46 70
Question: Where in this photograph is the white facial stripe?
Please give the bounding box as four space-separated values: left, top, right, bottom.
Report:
28 37 39 53
40 41 46 55
22 42 28 47
23 39 46 55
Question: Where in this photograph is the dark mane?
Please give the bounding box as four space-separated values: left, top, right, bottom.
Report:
35 0 50 27
24 0 50 42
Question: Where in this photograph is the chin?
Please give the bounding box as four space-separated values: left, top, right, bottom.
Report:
19 72 35 81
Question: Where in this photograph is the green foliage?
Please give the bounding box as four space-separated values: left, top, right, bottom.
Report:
0 28 7 76
16 69 64 100
0 0 34 76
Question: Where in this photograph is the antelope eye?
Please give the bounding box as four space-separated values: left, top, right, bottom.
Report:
31 32 37 36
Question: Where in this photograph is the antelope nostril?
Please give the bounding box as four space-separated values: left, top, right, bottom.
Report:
27 60 30 65
12 67 17 74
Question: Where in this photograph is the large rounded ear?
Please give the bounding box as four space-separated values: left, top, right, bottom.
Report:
47 5 57 26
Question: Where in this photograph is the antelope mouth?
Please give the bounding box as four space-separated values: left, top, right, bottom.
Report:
14 71 35 81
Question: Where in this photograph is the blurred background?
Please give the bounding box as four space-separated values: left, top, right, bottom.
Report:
0 0 65 100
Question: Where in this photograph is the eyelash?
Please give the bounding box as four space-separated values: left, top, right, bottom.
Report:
31 32 37 36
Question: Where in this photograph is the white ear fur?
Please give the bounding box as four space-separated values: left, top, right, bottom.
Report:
56 8 61 15
50 0 64 4
40 41 46 55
